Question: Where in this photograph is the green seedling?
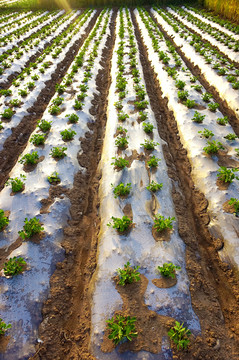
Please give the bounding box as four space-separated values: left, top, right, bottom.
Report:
9 99 21 107
157 262 181 279
143 122 154 133
31 74 39 81
50 146 67 158
198 128 214 138
175 80 185 90
134 100 149 110
115 135 128 148
117 261 140 286
73 100 83 110
178 90 188 101
19 151 39 165
147 155 160 168
52 96 64 106
66 113 79 123
116 126 127 134
190 76 197 83
153 214 175 232
203 140 224 154
208 102 219 112
112 182 132 198
138 111 148 122
37 119 52 132
114 101 123 110
0 319 11 335
3 257 26 276
27 81 35 90
191 84 202 92
1 108 14 119
0 89 12 97
141 140 159 150
30 134 46 146
111 157 129 169
146 180 163 192
47 171 60 184
224 133 237 141
18 217 44 240
106 315 137 345
217 166 239 183
60 129 76 141
77 92 87 101
49 105 61 115
216 116 228 125
184 99 196 108
0 209 9 231
0 121 3 130
228 198 239 216
18 89 28 97
107 216 132 233
6 174 26 192
168 321 191 350
202 92 213 102
118 112 129 122
55 83 65 94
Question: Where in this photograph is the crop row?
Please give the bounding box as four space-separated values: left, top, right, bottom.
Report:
91 8 199 358
135 7 239 272
0 8 112 359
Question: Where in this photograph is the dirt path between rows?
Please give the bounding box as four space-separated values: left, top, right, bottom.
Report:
29 9 117 360
132 9 239 360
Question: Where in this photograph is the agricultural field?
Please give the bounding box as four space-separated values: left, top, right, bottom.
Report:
0 3 239 360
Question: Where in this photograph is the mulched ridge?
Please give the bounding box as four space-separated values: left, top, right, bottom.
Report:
132 8 239 360
0 11 82 90
0 10 100 191
29 9 117 360
148 8 239 136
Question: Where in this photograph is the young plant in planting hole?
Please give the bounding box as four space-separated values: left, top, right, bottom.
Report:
0 89 12 97
229 198 239 216
232 81 239 90
178 90 188 101
55 83 65 94
107 216 132 233
18 89 28 97
153 214 175 232
19 151 39 165
117 262 140 286
52 96 64 106
111 183 132 198
0 121 3 130
117 126 127 134
147 155 161 168
1 108 14 119
18 217 44 240
208 102 219 112
224 133 237 141
50 146 67 159
60 129 76 141
27 81 35 90
217 167 239 183
134 100 149 110
47 171 60 184
138 111 148 122
30 134 46 146
141 140 159 150
203 140 224 154
111 157 129 169
31 74 39 81
6 174 26 192
77 92 87 101
143 122 154 134
198 128 214 138
190 76 197 83
0 319 11 335
192 111 205 123
49 105 61 115
146 180 163 192
157 263 181 279
3 257 26 276
175 80 185 90
115 136 128 149
191 84 202 92
184 99 196 109
66 113 79 124
118 112 129 122
168 321 191 350
202 92 213 103
0 209 9 231
106 315 137 345
37 119 52 132
217 116 228 125
114 101 123 111
9 99 21 107
73 100 83 110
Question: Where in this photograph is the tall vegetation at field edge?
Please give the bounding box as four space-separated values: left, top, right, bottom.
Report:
203 0 239 23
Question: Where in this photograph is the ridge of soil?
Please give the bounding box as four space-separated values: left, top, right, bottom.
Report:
0 10 100 192
29 9 117 360
147 8 239 137
132 9 239 360
0 11 81 89
164 8 239 69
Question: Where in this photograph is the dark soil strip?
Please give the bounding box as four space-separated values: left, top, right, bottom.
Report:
29 10 117 360
148 8 239 136
0 12 80 89
164 8 239 69
132 10 239 360
0 10 100 192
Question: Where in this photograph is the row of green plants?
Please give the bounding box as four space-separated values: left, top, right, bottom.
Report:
0 9 30 35
155 7 239 90
0 10 72 77
173 6 239 52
